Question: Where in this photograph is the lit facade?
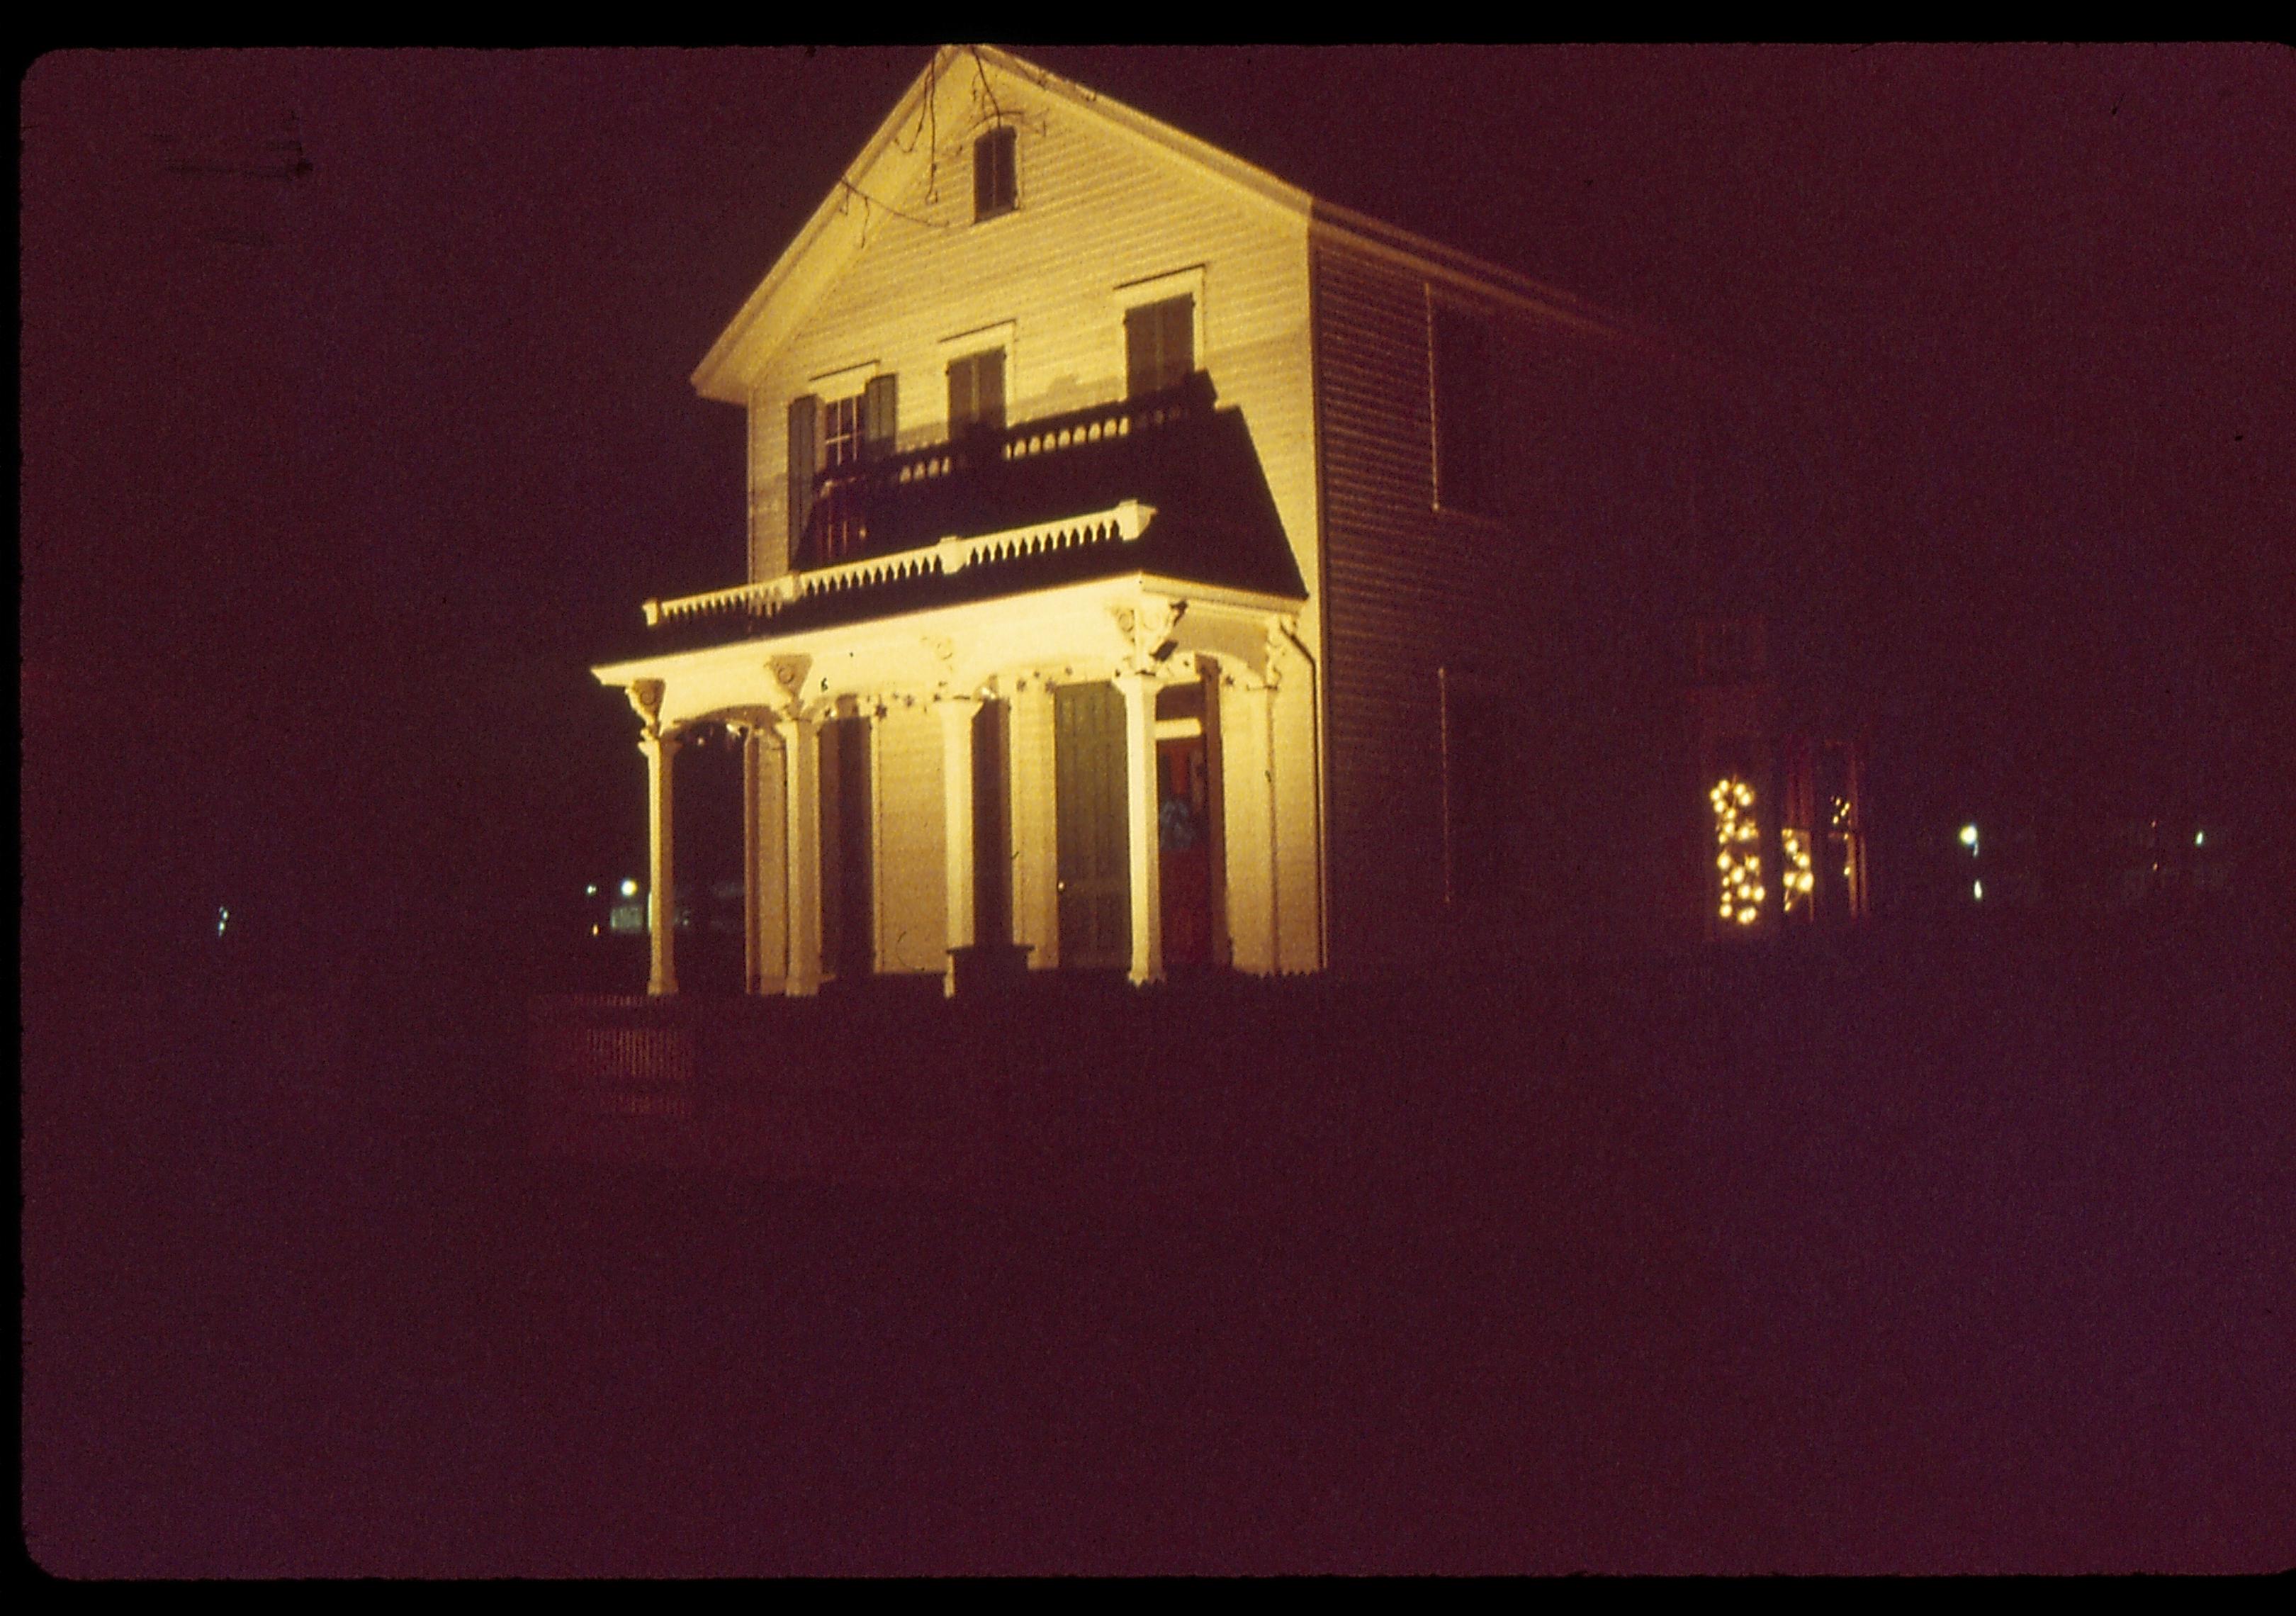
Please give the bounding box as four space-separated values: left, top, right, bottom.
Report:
594 45 1772 996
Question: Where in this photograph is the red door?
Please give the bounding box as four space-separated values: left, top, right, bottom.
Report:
1157 736 1212 968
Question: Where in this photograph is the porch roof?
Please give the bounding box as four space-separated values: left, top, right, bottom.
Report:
602 395 1306 666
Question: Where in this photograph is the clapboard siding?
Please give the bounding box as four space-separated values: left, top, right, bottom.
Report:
1312 232 1700 972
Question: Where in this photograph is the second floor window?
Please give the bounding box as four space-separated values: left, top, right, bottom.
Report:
1125 295 1195 398
788 374 897 566
947 348 1006 439
974 127 1017 220
1432 303 1493 515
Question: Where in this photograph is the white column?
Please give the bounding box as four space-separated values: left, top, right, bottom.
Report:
1007 681 1058 970
641 726 680 997
1114 670 1163 985
938 696 982 994
1264 678 1283 975
739 724 762 993
777 710 822 997
1216 673 1273 974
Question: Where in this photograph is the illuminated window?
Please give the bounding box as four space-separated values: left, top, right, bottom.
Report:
1125 295 1194 398
1782 827 1814 916
1431 303 1493 515
1710 776 1765 926
947 348 1006 438
974 126 1017 220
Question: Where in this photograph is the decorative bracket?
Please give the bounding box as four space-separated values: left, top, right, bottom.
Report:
1113 597 1188 675
625 678 666 738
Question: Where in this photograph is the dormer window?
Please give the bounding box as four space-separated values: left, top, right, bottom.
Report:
974 126 1017 220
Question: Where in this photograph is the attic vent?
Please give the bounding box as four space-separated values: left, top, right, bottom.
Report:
974 126 1017 220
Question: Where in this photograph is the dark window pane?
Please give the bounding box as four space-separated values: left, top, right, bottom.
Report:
974 127 1016 219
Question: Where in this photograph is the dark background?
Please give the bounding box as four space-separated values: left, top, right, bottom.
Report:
23 45 2295 989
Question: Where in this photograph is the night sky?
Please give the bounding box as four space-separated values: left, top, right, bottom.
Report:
23 47 2295 986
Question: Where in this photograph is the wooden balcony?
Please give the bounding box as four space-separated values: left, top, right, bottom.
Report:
793 372 1215 574
641 501 1156 643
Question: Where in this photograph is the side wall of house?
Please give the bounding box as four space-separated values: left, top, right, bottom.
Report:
1310 232 1706 977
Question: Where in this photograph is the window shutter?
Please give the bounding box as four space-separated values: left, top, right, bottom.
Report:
1163 296 1194 386
974 349 1005 432
787 394 818 559
946 359 972 436
1125 305 1153 398
862 373 898 464
1127 296 1195 398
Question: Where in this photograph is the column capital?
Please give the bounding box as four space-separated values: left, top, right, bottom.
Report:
1111 599 1188 678
935 690 985 726
637 724 682 760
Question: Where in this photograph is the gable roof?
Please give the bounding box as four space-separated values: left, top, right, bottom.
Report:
692 45 1672 403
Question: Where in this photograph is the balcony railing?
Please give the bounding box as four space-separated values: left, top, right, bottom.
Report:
641 500 1155 636
794 371 1214 573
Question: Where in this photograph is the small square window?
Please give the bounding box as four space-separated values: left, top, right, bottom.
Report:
974 127 1017 220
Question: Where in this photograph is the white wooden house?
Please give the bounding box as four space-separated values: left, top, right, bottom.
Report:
592 46 1847 997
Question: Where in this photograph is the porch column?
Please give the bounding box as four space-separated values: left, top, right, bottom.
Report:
777 709 823 997
739 724 761 991
1114 670 1164 985
640 726 681 997
938 695 983 995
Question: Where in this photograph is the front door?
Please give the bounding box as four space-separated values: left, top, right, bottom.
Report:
1054 682 1130 968
1158 736 1213 968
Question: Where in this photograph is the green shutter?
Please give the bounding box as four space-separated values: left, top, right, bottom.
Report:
1163 296 1193 386
1125 304 1154 398
950 351 1005 437
787 394 817 561
1126 296 1194 398
862 373 897 463
975 349 1004 432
